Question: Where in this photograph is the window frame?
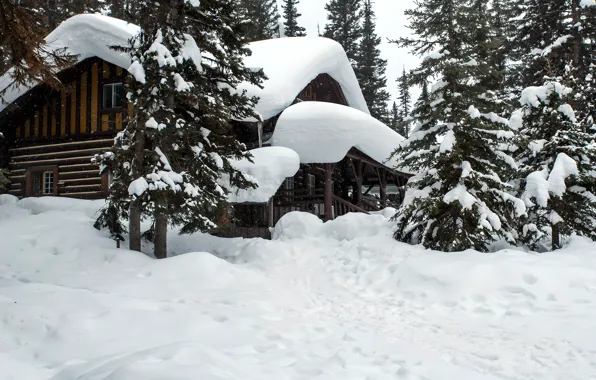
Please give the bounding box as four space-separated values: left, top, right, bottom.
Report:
306 173 316 194
102 82 124 111
26 166 58 197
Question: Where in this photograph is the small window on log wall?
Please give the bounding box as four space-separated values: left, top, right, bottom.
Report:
26 166 58 197
103 83 124 109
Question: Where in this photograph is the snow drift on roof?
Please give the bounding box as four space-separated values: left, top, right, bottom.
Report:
271 101 405 170
0 14 139 112
238 37 369 121
227 146 300 203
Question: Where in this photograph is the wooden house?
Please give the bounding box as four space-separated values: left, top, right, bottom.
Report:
0 15 410 238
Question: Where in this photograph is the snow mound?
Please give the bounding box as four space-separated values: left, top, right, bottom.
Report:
238 37 369 121
228 147 300 203
0 14 139 112
272 101 405 169
2 198 596 380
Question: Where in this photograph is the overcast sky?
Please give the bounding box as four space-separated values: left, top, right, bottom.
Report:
276 0 420 105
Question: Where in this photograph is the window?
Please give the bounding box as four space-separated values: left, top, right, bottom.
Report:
43 171 54 195
103 83 124 109
284 177 295 190
26 167 57 197
306 174 316 194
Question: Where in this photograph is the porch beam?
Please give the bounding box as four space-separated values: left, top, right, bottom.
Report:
324 163 334 221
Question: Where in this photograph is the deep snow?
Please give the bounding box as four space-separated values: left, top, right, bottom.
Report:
1 196 596 380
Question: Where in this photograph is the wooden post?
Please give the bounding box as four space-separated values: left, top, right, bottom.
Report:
377 168 387 209
324 163 333 221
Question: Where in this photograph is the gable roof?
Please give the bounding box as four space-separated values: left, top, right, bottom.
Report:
0 14 368 120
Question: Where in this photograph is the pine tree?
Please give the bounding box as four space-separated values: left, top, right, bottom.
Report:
517 80 596 250
281 0 306 37
0 0 74 98
389 101 401 133
396 67 411 136
323 0 362 63
95 0 263 258
238 0 280 41
355 0 390 125
390 0 525 252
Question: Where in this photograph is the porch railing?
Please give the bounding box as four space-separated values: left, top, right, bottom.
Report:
332 194 370 218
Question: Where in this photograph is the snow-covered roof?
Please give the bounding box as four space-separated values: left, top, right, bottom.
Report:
237 37 369 121
227 147 300 203
0 14 139 112
1 15 368 121
271 101 405 170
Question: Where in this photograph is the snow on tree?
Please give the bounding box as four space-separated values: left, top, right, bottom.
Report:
323 0 362 64
238 0 281 41
517 81 596 250
95 0 263 258
390 0 525 252
281 0 306 37
354 0 390 125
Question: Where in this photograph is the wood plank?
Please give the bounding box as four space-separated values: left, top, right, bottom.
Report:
34 111 40 137
15 124 21 138
24 119 30 138
80 71 87 134
8 156 97 170
59 163 101 173
51 98 57 136
103 61 110 78
42 105 48 137
11 147 108 162
61 89 67 136
91 63 99 132
115 112 123 131
116 66 123 76
102 114 109 132
59 170 102 180
70 81 77 135
127 101 133 120
10 138 114 153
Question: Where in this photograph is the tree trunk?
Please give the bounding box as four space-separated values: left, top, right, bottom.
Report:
153 198 168 259
129 125 145 252
552 222 561 251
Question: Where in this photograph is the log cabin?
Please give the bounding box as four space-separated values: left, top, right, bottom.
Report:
0 14 410 238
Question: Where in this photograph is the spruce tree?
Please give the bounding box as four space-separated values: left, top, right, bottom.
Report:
238 0 281 41
282 0 306 37
95 0 262 257
389 101 401 133
323 0 362 63
517 80 596 250
396 67 411 136
355 0 390 124
390 0 525 252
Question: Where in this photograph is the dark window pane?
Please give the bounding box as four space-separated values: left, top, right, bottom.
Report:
113 83 124 108
103 84 113 109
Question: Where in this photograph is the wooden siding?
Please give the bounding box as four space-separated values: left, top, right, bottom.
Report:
7 138 114 199
6 57 129 144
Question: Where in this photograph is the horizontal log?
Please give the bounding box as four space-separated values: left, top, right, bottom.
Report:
60 191 105 200
60 184 102 194
59 170 101 180
58 177 102 187
59 163 100 173
10 138 114 155
8 156 95 170
11 147 108 163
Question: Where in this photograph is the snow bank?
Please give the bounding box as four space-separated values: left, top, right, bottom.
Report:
0 14 139 112
2 197 596 380
227 147 300 203
272 101 405 169
238 37 369 121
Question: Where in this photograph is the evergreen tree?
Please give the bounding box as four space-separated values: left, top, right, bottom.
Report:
95 0 263 258
389 101 401 133
517 80 596 250
323 0 362 63
355 0 390 124
396 67 411 136
281 0 306 37
238 0 280 41
390 0 525 252
0 0 74 98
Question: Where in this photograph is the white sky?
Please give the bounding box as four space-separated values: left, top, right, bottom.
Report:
276 0 420 105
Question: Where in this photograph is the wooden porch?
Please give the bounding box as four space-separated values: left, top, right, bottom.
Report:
215 149 410 239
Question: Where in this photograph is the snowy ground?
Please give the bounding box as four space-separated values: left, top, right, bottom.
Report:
1 195 596 380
